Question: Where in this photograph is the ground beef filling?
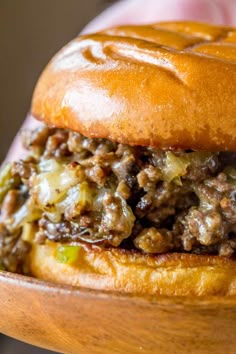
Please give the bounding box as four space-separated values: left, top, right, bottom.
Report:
1 126 236 272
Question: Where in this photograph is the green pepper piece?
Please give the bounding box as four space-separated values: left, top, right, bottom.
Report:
56 245 80 264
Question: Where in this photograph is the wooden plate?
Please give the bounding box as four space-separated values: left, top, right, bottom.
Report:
0 271 236 354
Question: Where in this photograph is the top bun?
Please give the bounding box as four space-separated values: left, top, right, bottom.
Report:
31 21 236 151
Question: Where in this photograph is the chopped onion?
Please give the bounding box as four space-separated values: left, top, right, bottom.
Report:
38 159 62 173
183 151 213 165
163 151 213 183
21 223 36 243
77 181 94 210
0 163 19 203
44 210 62 223
9 199 42 230
31 165 83 207
163 152 189 183
120 195 135 237
101 193 135 246
57 181 96 218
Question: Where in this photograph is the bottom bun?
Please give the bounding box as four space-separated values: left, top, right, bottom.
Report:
30 242 236 296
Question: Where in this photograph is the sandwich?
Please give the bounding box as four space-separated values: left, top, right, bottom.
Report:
1 21 236 296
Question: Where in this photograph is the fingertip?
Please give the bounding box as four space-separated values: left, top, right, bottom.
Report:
82 0 236 35
177 0 235 25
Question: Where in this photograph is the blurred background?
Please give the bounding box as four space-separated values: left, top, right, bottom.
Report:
0 0 115 163
0 1 114 352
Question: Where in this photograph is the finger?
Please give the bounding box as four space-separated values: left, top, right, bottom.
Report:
83 0 236 34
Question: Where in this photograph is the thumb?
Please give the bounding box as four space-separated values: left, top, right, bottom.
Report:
83 0 236 34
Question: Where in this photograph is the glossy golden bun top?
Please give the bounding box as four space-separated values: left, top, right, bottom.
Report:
32 21 236 151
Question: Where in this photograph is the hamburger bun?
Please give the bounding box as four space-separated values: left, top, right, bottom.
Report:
27 22 236 296
30 242 236 296
28 21 236 295
32 21 236 151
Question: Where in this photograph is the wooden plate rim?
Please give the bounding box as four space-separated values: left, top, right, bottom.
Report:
1 270 236 307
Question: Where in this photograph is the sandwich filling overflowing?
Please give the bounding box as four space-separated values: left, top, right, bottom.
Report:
1 126 236 273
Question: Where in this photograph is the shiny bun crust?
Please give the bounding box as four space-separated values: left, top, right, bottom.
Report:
31 21 236 151
30 243 236 296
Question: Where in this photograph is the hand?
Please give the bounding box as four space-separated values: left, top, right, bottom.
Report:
6 0 236 162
